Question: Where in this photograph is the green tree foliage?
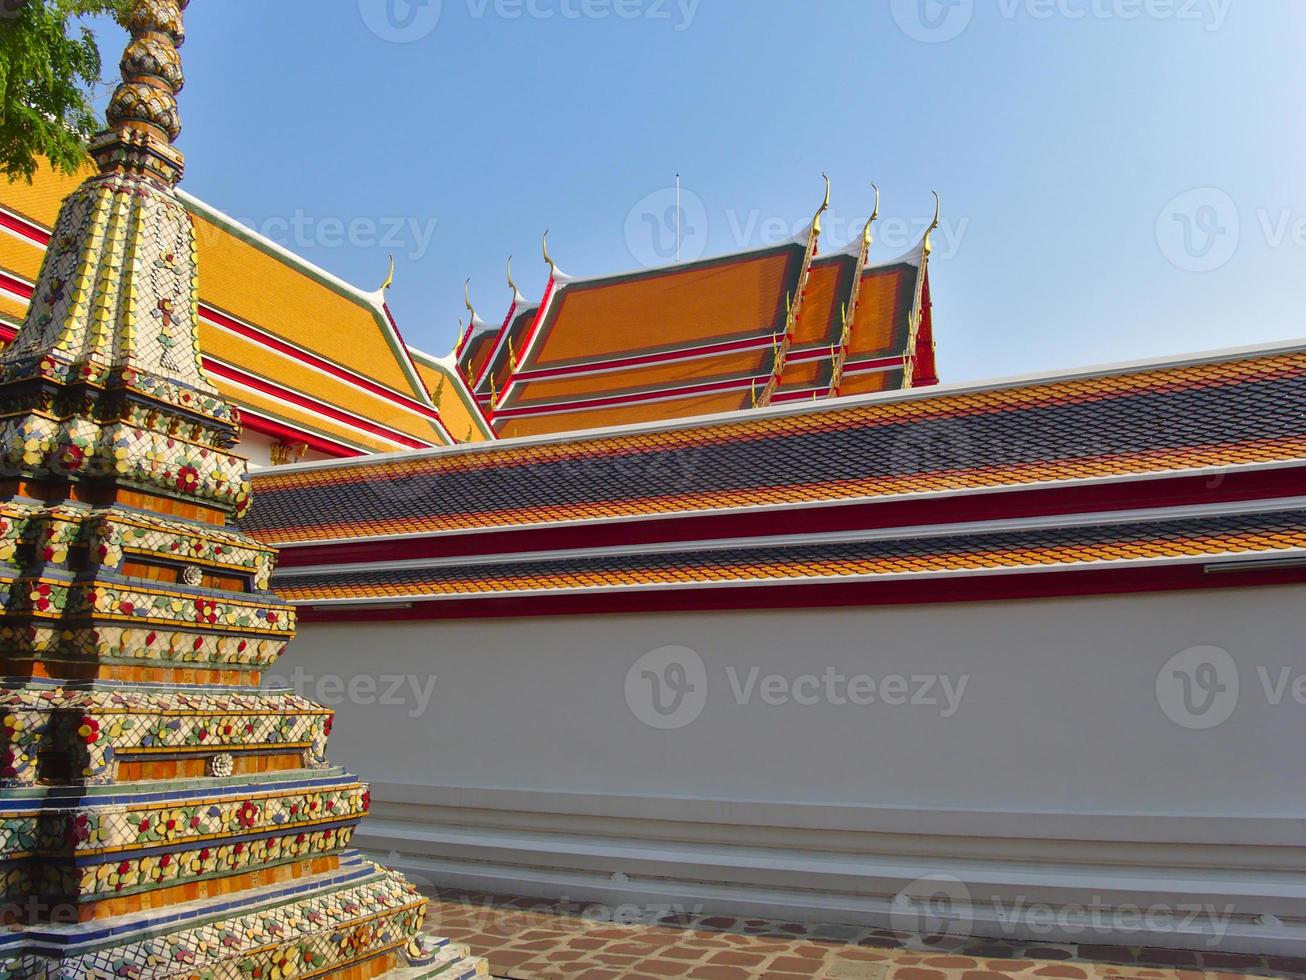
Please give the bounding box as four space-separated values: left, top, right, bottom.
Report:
0 0 131 182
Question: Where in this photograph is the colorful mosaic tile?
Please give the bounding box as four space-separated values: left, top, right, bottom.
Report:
0 2 485 976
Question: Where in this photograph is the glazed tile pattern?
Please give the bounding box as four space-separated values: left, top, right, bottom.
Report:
276 508 1306 602
0 1 486 975
423 889 1299 980
0 856 474 980
0 682 332 785
247 349 1306 545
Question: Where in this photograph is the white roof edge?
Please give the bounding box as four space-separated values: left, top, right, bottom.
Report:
259 334 1306 477
826 237 925 271
406 345 458 371
553 225 813 291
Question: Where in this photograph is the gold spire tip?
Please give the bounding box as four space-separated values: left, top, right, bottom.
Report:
862 183 881 248
924 191 942 257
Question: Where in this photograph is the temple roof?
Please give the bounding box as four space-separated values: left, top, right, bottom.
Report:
244 339 1306 616
463 188 939 438
0 162 492 455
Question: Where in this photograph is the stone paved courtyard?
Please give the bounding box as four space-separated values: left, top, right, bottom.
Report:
421 890 1306 980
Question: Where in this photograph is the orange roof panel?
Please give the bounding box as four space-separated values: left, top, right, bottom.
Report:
848 262 919 359
529 247 803 368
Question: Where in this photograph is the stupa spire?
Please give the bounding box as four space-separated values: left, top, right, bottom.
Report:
0 4 485 974
90 0 189 185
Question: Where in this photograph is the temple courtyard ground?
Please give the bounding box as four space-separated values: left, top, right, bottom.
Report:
420 889 1305 980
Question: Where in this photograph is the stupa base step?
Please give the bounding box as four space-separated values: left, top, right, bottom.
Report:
0 855 486 980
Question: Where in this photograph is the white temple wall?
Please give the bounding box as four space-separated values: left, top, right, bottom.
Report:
280 583 1306 953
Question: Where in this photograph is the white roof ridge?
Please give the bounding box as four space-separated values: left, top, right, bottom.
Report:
552 228 813 291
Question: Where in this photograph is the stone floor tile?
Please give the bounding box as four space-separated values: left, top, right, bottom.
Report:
688 967 756 980
422 889 1275 980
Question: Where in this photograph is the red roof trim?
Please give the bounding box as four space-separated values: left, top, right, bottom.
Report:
0 205 50 246
0 202 453 433
492 372 760 419
478 279 554 392
202 304 442 421
204 360 435 450
269 466 1306 568
510 333 778 382
294 561 1306 623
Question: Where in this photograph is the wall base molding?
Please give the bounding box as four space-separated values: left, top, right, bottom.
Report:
360 783 1306 957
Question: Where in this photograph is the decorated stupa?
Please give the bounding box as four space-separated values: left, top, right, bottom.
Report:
0 2 485 976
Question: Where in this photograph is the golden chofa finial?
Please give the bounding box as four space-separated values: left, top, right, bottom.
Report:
924 191 942 257
862 183 881 248
506 255 519 295
542 230 556 275
813 173 832 236
464 278 478 322
379 254 395 293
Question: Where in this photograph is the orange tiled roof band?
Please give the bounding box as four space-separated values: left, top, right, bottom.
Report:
245 349 1306 545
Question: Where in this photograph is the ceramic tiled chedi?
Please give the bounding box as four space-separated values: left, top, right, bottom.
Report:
0 2 485 976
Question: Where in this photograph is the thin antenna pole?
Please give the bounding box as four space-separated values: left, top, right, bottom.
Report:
675 173 681 263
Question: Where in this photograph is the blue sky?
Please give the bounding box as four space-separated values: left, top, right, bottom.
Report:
89 0 1306 383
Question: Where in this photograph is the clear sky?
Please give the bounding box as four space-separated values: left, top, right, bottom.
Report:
88 0 1306 383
